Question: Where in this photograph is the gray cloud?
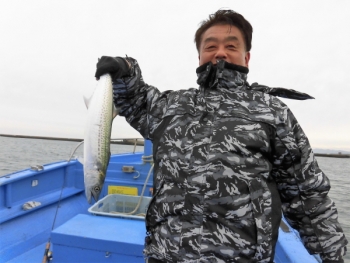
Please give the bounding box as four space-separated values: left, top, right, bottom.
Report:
1 0 349 150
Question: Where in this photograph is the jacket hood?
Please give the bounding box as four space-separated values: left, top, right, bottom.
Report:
248 83 314 100
196 60 314 100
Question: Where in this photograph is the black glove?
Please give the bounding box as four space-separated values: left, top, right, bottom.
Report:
95 56 130 80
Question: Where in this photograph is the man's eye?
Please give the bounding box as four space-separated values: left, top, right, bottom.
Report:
206 45 216 50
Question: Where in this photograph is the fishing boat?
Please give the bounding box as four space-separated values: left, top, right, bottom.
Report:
0 139 322 263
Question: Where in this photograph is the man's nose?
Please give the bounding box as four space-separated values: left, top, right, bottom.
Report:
215 46 227 60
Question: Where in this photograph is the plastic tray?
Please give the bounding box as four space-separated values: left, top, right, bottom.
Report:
88 194 151 220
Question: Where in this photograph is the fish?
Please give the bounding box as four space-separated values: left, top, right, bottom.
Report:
81 74 119 203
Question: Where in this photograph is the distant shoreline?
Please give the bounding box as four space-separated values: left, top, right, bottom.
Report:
0 134 144 146
314 153 350 159
1 134 349 157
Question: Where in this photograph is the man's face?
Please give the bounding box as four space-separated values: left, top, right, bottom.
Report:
198 24 250 67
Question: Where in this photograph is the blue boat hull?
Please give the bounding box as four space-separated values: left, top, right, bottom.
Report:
0 142 321 262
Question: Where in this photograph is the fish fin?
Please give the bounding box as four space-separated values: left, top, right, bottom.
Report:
78 157 84 164
112 105 119 119
83 96 91 109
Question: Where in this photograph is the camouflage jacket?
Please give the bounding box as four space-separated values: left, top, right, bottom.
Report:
113 58 347 263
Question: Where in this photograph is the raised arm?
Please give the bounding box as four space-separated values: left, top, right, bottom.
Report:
95 56 171 140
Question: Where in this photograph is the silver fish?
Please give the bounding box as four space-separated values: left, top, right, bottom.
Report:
82 74 118 203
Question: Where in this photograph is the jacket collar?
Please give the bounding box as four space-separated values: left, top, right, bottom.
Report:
196 61 314 100
196 60 248 89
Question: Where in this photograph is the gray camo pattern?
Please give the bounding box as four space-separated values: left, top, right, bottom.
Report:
112 58 347 263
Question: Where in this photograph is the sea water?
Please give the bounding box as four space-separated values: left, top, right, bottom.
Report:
0 136 349 261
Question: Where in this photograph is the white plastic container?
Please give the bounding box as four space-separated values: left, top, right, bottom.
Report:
88 194 151 220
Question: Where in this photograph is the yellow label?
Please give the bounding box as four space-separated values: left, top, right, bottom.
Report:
108 186 138 196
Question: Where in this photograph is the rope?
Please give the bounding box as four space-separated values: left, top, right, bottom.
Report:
43 141 80 263
67 140 84 161
111 163 154 216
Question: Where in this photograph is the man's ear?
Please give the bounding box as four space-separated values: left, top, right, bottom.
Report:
245 52 251 68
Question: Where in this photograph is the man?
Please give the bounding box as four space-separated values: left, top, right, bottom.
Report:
95 10 347 263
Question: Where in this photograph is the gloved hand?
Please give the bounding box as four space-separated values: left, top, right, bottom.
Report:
95 56 130 80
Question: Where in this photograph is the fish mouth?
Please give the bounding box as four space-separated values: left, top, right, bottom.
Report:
91 189 101 203
85 189 92 204
85 185 102 204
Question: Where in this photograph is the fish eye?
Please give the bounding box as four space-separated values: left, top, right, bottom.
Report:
93 186 100 192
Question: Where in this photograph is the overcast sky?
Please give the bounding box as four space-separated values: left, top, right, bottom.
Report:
1 0 349 151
